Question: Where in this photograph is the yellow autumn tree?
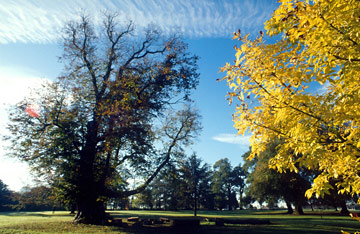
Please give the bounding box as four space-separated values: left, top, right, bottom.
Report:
221 0 360 200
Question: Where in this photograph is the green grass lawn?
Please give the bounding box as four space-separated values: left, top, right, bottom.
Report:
0 209 359 233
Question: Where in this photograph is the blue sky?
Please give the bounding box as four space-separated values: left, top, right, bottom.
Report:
0 0 279 191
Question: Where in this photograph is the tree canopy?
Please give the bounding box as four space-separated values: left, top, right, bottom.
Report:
212 158 244 210
179 153 212 216
0 180 13 212
242 139 310 214
13 186 57 211
5 13 200 224
221 0 360 200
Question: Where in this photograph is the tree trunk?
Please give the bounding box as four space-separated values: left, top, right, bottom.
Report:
340 200 350 216
74 198 108 224
285 200 293 214
294 203 304 215
239 190 243 210
227 186 232 211
73 172 109 224
310 201 314 212
194 192 198 217
73 120 108 224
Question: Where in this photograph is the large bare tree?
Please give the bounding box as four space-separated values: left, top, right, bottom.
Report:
6 13 200 224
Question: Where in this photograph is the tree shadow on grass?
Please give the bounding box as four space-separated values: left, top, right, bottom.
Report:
110 223 346 234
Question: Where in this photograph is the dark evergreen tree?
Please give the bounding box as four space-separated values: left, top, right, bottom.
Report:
212 158 245 210
179 153 212 216
0 180 14 211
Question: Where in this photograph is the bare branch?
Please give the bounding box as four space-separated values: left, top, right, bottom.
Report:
100 17 134 97
110 108 200 198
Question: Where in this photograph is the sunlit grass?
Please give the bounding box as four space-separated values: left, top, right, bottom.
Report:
0 211 130 234
0 210 359 233
0 211 71 227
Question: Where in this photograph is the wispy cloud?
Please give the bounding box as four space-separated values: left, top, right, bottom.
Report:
212 133 251 146
0 0 277 44
0 66 49 105
315 80 331 95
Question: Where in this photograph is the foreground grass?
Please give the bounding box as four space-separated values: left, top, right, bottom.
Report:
0 210 359 233
0 211 118 234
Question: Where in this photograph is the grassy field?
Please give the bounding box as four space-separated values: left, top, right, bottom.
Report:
0 209 359 233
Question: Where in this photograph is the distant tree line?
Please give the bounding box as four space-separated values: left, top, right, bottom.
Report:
1 141 357 214
242 139 356 215
131 140 357 215
117 153 246 215
0 154 246 214
0 181 63 212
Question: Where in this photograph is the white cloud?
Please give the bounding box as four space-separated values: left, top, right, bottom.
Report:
212 133 251 146
0 66 49 191
0 0 277 44
316 80 331 95
0 66 49 106
0 144 34 191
